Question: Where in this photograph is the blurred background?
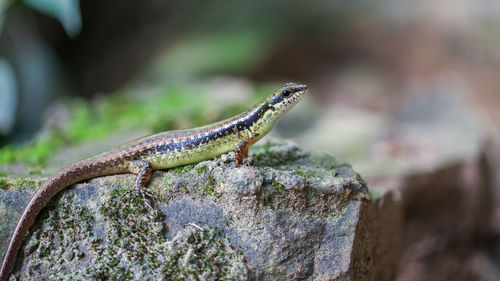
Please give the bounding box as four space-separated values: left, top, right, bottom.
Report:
1 0 500 280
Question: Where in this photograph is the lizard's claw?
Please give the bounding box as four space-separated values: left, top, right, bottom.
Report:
122 186 154 210
242 157 252 166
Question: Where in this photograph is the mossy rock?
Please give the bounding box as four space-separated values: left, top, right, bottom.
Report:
0 141 401 280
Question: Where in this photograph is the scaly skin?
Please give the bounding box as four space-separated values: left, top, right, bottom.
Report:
0 83 308 281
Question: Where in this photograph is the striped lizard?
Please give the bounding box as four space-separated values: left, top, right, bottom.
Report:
0 82 308 280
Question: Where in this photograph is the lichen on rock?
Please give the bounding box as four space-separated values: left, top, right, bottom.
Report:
0 140 400 280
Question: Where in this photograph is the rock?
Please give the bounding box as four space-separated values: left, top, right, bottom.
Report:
0 141 401 280
389 150 495 281
354 86 496 281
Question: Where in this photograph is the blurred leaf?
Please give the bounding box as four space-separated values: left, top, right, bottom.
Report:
23 0 81 37
0 58 18 135
0 0 12 13
0 0 14 35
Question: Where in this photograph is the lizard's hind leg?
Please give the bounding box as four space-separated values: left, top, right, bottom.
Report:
128 160 154 206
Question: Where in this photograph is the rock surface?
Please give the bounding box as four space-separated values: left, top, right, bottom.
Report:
0 141 401 280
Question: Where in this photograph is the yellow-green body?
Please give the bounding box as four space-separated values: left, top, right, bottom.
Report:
0 83 308 281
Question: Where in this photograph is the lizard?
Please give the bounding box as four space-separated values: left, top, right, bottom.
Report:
0 82 308 280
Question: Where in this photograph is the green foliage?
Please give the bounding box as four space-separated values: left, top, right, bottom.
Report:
0 138 64 166
0 85 258 166
23 0 82 36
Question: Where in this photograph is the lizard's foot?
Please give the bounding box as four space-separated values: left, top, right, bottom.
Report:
122 186 154 199
241 157 252 166
134 186 154 209
121 186 154 209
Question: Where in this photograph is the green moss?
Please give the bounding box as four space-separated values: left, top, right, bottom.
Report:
196 165 209 175
93 187 247 280
0 137 65 166
252 142 298 166
327 212 336 221
0 84 265 167
183 165 194 173
21 192 96 279
0 178 8 189
63 89 215 144
294 169 316 178
327 206 349 221
203 174 218 196
98 187 167 269
173 166 184 176
272 181 285 194
0 177 43 189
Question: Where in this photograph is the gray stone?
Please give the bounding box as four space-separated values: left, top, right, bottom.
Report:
0 141 401 280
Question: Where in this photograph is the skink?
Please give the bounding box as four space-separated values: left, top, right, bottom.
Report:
0 82 308 280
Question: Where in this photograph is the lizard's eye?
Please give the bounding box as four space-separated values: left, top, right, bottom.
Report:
282 89 292 97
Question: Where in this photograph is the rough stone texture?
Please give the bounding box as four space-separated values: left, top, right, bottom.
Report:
0 141 401 280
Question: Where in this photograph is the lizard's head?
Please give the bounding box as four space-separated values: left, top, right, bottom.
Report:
253 82 308 134
267 82 308 114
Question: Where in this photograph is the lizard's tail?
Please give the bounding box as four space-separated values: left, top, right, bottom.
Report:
0 159 122 281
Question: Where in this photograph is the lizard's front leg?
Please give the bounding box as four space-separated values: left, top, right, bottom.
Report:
235 133 259 166
128 160 153 201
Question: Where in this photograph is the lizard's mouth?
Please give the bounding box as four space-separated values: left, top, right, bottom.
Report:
295 85 309 92
293 84 308 101
293 84 309 100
